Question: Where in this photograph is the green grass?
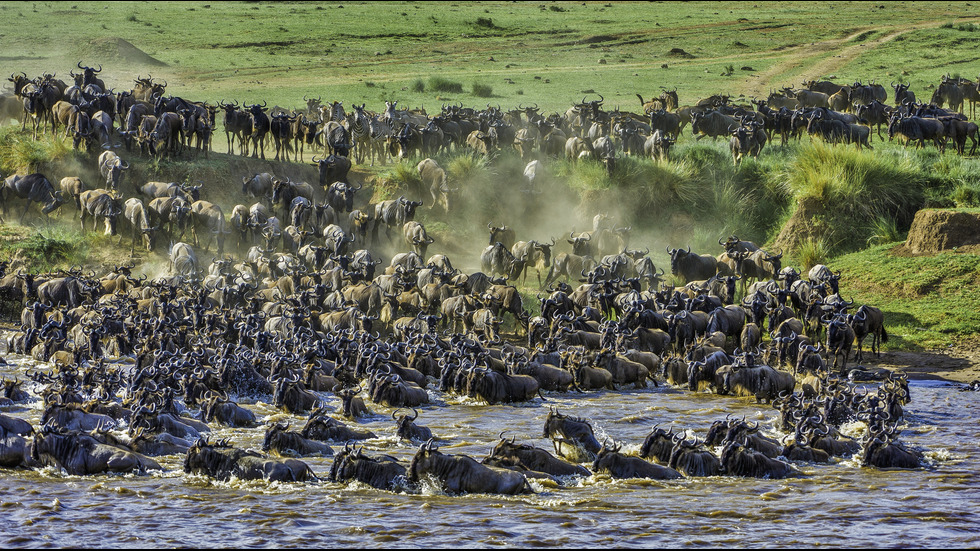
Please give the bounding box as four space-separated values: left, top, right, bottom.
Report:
794 237 830 274
835 244 980 350
2 2 979 114
429 76 464 94
472 82 494 98
0 126 73 174
1 227 89 274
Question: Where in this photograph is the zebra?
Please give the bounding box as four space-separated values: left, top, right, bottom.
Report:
347 105 372 165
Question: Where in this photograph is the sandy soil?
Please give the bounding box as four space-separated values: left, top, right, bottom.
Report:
864 349 980 384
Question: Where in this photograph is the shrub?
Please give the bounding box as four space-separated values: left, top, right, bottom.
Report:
429 76 463 93
472 82 493 98
411 78 425 93
796 237 829 273
867 214 905 245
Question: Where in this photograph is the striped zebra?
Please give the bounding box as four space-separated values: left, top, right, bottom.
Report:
347 105 372 165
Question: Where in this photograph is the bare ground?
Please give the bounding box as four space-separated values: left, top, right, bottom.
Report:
737 20 966 97
867 348 980 384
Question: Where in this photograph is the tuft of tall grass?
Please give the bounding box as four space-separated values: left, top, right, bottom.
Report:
429 76 463 94
472 82 493 98
5 228 88 273
375 161 423 201
780 142 924 248
866 214 905 245
782 142 923 215
411 78 426 93
447 154 489 182
795 236 829 273
0 127 71 174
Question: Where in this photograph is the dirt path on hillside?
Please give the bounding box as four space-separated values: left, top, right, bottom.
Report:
738 20 960 97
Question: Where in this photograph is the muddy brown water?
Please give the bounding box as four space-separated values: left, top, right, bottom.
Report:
0 351 977 548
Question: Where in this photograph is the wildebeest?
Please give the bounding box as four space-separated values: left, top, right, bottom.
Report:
392 408 433 443
417 158 452 212
242 173 274 200
409 440 533 495
667 246 717 284
302 407 377 442
543 408 602 462
328 443 408 491
79 189 122 236
312 155 353 189
123 198 160 252
169 241 199 277
98 150 129 192
485 435 591 478
593 441 683 480
849 305 887 362
481 242 525 281
183 438 315 482
59 177 86 211
720 441 797 478
190 200 228 253
2 173 66 222
32 426 162 475
261 422 333 457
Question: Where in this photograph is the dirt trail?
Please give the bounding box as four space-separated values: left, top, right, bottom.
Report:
739 20 965 97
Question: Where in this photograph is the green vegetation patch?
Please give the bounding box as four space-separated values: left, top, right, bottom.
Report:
836 244 980 350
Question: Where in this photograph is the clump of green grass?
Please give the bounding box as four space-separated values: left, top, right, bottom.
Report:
375 161 423 200
411 78 426 93
447 153 489 183
778 142 924 252
795 236 829 273
782 143 923 215
5 228 88 273
0 127 70 174
474 17 497 29
429 76 463 94
950 181 980 207
867 214 904 245
472 82 493 98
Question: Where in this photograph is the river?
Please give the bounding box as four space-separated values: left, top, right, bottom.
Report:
1 353 977 548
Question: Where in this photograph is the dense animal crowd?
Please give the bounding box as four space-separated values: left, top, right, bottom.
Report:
0 63 944 491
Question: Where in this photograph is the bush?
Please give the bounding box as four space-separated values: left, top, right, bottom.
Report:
867 214 905 245
0 126 71 173
411 78 425 93
472 82 493 98
429 76 463 94
951 181 980 207
5 228 87 274
780 142 924 244
795 237 829 273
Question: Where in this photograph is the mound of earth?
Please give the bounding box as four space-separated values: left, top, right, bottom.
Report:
770 196 826 253
666 48 695 59
905 208 980 254
74 37 168 67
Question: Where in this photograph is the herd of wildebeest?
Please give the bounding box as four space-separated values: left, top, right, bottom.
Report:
0 62 949 494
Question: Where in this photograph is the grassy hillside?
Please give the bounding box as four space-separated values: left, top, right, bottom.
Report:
835 243 980 350
3 2 980 114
